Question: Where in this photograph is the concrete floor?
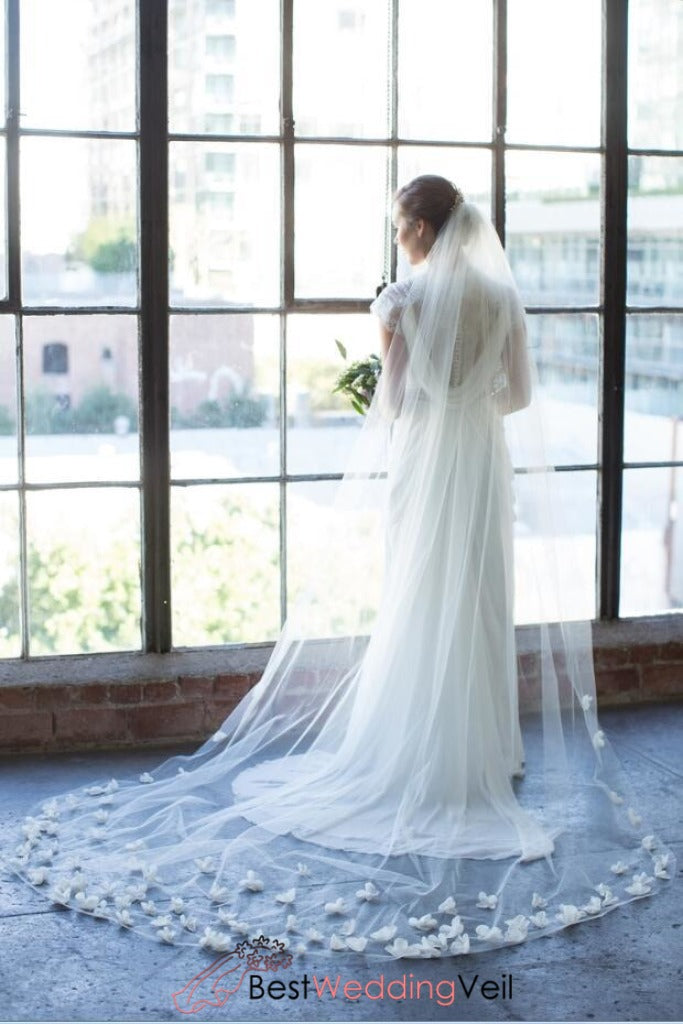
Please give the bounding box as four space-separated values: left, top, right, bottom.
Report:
0 703 681 1024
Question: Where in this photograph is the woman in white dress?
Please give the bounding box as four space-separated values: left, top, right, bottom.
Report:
1 176 673 963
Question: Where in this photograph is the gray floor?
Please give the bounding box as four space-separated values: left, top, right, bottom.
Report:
0 703 681 1024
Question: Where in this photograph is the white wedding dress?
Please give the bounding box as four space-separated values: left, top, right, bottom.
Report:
1 203 673 964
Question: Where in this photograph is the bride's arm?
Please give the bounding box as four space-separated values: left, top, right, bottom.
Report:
496 293 532 415
377 322 408 418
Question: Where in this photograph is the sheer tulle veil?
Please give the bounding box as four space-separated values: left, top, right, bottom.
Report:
1 197 674 962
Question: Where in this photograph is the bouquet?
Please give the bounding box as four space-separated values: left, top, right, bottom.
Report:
332 340 382 415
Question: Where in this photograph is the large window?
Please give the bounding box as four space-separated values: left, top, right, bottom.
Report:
0 0 681 660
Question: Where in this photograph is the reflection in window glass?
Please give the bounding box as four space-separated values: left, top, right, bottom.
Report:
287 314 380 476
287 481 384 637
399 0 491 143
23 315 139 485
169 0 279 136
628 0 683 150
0 316 17 486
170 314 279 480
170 142 279 306
21 138 138 308
621 468 683 617
21 0 136 132
627 156 683 308
625 316 683 465
26 488 141 655
0 491 20 658
294 0 389 138
171 484 280 646
513 470 597 623
521 315 598 467
506 152 601 307
508 0 600 146
295 145 387 299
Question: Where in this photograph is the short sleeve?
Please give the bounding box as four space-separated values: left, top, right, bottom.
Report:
369 280 411 332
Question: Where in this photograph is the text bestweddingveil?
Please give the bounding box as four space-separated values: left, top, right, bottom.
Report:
248 970 514 1008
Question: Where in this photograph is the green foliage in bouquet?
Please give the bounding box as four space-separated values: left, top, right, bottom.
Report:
332 339 382 415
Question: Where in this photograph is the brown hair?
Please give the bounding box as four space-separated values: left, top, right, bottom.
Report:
394 175 464 236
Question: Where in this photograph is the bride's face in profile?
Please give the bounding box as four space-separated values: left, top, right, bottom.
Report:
392 202 435 265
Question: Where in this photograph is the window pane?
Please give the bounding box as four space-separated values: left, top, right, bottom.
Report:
522 314 598 467
169 0 280 136
21 0 136 132
0 490 20 658
295 145 387 298
287 313 378 476
0 138 6 300
506 152 601 307
0 0 5 129
0 315 17 485
23 315 139 484
508 0 600 146
21 138 138 308
625 315 682 464
621 467 682 616
627 156 683 308
170 142 279 306
629 0 683 150
171 483 280 646
26 487 141 655
287 480 383 637
170 314 279 480
294 0 389 138
513 470 597 624
399 0 491 143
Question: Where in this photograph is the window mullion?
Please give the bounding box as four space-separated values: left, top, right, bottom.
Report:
492 0 507 244
139 0 171 652
599 0 628 620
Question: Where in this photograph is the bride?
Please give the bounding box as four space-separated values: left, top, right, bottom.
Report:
2 176 673 961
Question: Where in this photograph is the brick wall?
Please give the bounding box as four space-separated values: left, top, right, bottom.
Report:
0 616 681 755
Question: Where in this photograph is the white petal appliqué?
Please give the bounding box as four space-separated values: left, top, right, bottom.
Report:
139 772 154 784
355 881 379 902
385 937 423 958
370 924 397 943
556 904 586 925
437 896 457 914
592 730 606 750
627 807 642 827
195 857 217 875
275 888 296 905
324 898 347 915
531 892 547 909
580 695 594 711
450 933 470 954
475 925 503 943
641 835 656 852
408 914 438 932
610 861 629 875
239 869 263 892
530 911 548 928
476 892 498 910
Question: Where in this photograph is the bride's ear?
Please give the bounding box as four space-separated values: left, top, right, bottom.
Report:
414 217 426 239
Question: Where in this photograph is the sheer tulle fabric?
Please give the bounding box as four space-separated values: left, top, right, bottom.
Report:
1 202 673 960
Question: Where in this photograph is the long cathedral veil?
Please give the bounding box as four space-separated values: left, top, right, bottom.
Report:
1 200 674 961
